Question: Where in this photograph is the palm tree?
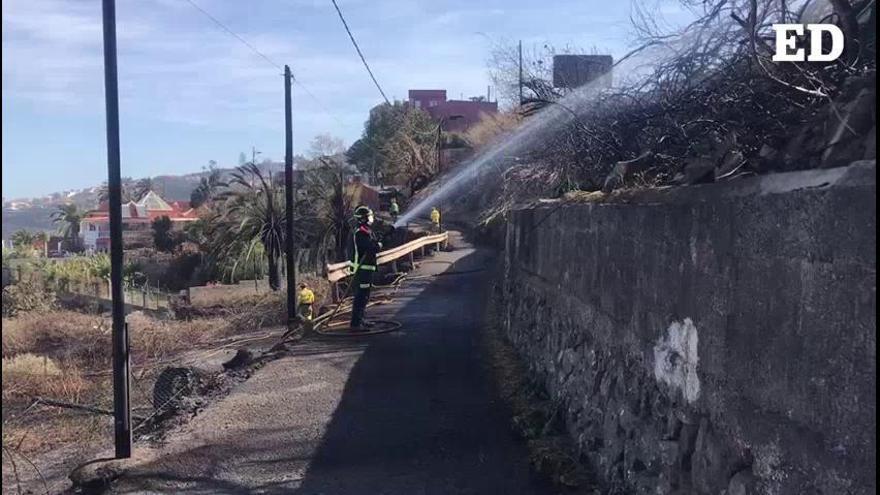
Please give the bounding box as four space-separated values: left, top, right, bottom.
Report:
97 178 134 203
303 157 356 261
190 164 227 208
51 204 83 251
36 231 48 257
210 163 285 289
132 177 155 202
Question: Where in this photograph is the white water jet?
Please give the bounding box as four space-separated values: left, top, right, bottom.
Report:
394 37 694 228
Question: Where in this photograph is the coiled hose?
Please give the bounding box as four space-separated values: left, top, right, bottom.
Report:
279 257 484 341
277 271 407 341
312 271 406 337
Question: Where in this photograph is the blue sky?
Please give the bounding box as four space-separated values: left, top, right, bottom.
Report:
2 0 692 199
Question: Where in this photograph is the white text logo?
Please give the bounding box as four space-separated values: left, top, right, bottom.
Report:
772 24 845 62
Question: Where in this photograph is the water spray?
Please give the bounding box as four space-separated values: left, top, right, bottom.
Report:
394 38 694 228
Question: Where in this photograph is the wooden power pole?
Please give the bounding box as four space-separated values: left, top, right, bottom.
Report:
518 40 524 107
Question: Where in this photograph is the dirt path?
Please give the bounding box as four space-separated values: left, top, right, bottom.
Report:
108 231 557 494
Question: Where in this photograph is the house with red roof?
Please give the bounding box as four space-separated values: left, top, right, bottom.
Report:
80 191 200 251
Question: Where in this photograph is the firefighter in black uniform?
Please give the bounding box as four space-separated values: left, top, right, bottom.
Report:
350 205 382 331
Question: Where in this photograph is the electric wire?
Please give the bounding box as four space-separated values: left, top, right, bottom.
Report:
183 0 282 71
182 0 355 130
329 0 391 104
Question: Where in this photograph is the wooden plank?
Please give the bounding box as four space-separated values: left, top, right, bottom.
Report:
326 232 448 282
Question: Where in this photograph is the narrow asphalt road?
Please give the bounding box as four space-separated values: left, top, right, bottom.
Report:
110 230 555 495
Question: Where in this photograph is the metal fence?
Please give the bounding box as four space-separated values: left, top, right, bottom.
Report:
4 263 174 312
122 282 175 311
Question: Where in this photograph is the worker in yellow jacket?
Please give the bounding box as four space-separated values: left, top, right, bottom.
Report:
430 207 441 233
389 197 400 222
297 283 315 321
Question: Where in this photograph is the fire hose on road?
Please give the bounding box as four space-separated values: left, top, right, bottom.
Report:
276 230 485 343
309 271 407 337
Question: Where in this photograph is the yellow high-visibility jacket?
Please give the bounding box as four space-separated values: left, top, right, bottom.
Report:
430 209 440 224
298 287 315 305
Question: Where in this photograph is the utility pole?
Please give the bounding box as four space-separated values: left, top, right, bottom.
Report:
518 40 524 107
251 146 261 166
101 0 131 459
249 146 261 188
436 119 443 174
284 65 296 327
436 115 462 176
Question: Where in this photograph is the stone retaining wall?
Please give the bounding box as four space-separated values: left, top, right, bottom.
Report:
501 161 876 494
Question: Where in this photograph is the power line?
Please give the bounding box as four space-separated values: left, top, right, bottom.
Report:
293 79 353 130
183 0 282 71
329 0 391 104
181 0 354 130
180 0 417 169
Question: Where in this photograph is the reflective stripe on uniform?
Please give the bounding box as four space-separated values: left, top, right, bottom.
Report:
348 264 376 274
359 283 372 288
352 231 359 266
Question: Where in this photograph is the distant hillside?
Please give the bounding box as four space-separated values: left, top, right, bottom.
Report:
2 162 286 239
2 206 57 238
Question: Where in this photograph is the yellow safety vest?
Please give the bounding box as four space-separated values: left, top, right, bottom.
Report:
430 209 440 224
298 288 315 305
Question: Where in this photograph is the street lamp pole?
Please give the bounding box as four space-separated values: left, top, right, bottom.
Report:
101 0 131 459
284 66 296 327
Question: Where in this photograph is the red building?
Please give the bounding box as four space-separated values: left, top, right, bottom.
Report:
408 90 498 132
80 191 199 251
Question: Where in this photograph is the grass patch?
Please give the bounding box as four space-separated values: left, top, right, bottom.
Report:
2 354 92 402
0 281 325 491
2 311 111 367
2 310 250 369
174 274 331 332
483 280 599 493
